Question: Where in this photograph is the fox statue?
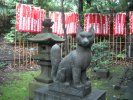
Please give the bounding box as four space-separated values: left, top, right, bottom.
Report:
50 26 95 88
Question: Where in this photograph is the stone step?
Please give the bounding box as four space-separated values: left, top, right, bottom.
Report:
34 85 106 100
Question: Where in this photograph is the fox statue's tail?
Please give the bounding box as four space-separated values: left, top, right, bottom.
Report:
50 44 61 81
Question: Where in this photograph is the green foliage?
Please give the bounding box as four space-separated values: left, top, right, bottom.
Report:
84 0 129 14
91 41 112 69
3 0 16 42
116 53 126 60
4 31 34 43
0 5 7 20
33 0 78 13
4 29 15 43
0 71 40 100
0 61 7 69
0 0 9 33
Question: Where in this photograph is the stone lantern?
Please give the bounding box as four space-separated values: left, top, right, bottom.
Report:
28 18 64 100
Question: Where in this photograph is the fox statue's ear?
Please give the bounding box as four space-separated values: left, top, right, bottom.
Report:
89 26 95 35
76 26 83 33
88 26 95 42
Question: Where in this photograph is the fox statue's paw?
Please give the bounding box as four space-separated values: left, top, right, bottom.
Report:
64 82 70 87
74 81 91 90
84 81 91 88
74 83 85 89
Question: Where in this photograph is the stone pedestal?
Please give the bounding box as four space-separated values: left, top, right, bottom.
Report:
29 81 49 100
49 83 92 97
124 81 133 100
33 83 106 100
34 86 106 100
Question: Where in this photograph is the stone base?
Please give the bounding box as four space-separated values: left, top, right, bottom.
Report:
29 80 50 100
34 75 52 83
49 82 91 97
124 81 133 100
94 69 110 79
34 85 106 100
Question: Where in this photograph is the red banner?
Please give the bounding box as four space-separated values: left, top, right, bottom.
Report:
49 12 79 36
16 3 46 33
84 13 102 35
84 13 94 32
30 6 35 33
41 9 46 21
57 13 63 36
16 4 23 31
102 15 110 36
26 5 32 32
113 13 126 36
49 12 60 35
129 11 133 34
84 13 110 36
33 7 39 33
22 4 26 32
16 3 20 31
94 13 102 35
67 13 79 35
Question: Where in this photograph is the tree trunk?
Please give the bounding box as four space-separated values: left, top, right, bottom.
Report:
27 0 33 4
78 0 83 28
61 0 68 55
86 0 91 6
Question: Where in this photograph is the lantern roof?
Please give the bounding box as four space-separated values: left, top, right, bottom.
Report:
28 33 65 44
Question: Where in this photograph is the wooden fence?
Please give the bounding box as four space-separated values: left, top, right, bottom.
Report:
13 41 38 67
11 34 133 68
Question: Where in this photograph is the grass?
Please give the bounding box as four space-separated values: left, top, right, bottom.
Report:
87 65 128 100
0 70 40 100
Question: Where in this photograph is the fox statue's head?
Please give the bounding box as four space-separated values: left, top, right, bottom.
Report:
76 26 95 48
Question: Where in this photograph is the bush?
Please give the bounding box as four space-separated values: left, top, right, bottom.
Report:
91 41 112 69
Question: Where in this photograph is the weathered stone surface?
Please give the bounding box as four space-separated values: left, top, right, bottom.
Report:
34 66 52 83
34 86 106 100
37 61 51 66
32 54 51 61
124 81 133 100
28 33 64 44
49 82 91 97
94 69 110 79
29 80 49 100
42 18 54 28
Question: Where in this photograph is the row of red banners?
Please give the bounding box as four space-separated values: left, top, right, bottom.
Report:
49 12 127 36
84 13 127 36
16 3 46 33
15 4 133 36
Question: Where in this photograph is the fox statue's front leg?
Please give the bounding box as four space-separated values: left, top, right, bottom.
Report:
72 67 81 85
55 68 65 82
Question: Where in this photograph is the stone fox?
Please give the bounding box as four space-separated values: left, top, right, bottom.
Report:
50 26 95 86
